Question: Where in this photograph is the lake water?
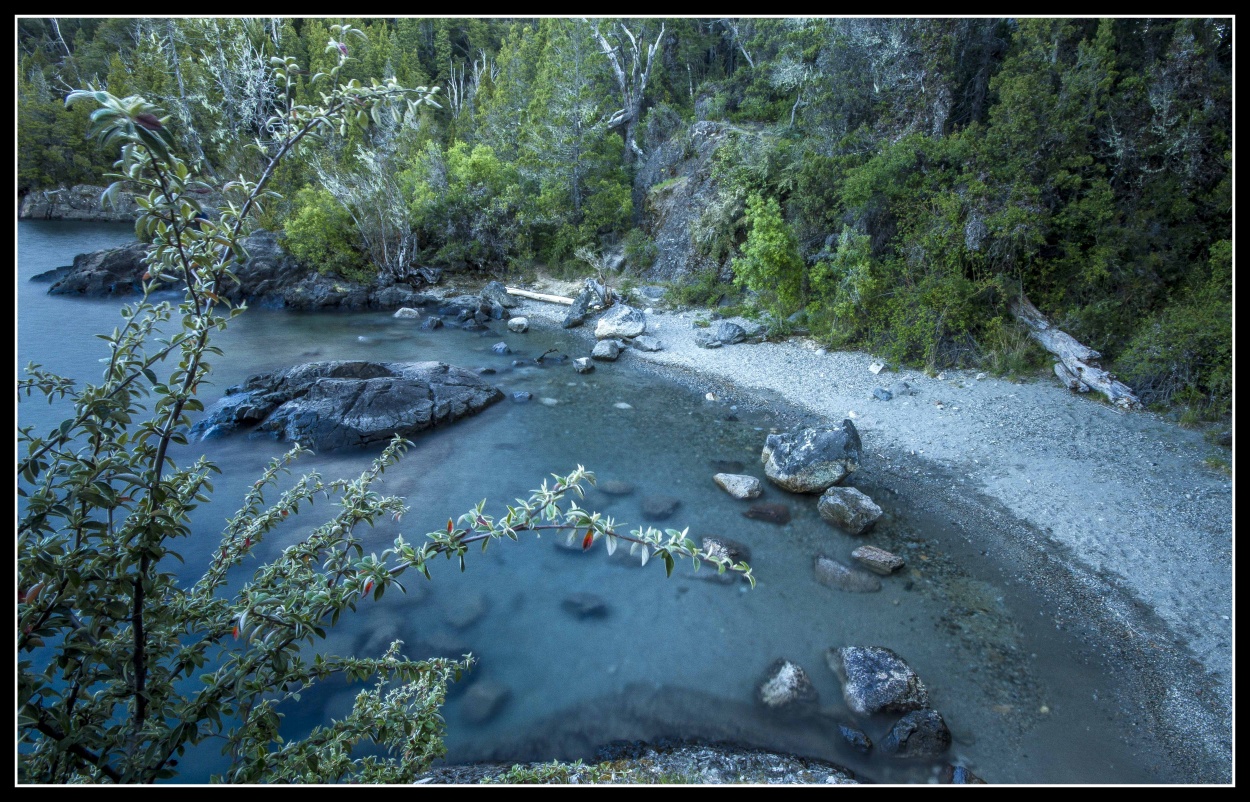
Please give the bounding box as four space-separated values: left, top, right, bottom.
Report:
17 221 1181 784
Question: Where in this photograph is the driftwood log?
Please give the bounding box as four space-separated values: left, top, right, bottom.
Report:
505 287 574 305
1010 295 1142 410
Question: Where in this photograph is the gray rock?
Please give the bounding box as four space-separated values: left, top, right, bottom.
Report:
827 646 930 716
562 287 594 328
507 317 529 333
837 723 873 755
872 387 893 401
193 361 503 451
595 304 647 339
573 357 595 374
480 280 518 308
713 321 747 344
891 381 917 397
694 330 724 349
445 593 489 630
512 391 532 403
21 183 144 222
940 765 987 784
851 545 905 575
561 592 609 619
599 480 635 496
761 422 862 493
393 307 421 319
743 503 790 525
421 315 444 331
813 556 882 593
757 659 818 710
48 241 151 296
461 680 511 725
592 340 621 361
712 473 762 500
817 487 883 535
701 536 751 564
492 342 511 355
641 495 681 520
881 709 952 759
478 367 496 375
631 335 663 352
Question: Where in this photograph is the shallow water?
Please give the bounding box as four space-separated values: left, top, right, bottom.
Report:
17 221 1178 784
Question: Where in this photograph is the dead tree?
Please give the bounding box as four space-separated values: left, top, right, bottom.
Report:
588 19 665 166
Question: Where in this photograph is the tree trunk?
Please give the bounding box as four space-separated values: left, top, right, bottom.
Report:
1010 294 1142 410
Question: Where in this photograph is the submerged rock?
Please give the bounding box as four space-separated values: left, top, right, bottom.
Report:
599 480 636 496
445 593 489 630
641 495 681 520
573 357 595 374
193 361 502 451
421 315 444 331
940 765 987 784
561 592 610 619
881 709 951 759
492 342 511 355
743 503 791 525
817 487 883 535
393 307 421 319
837 723 874 755
827 646 930 716
851 545 905 575
757 659 819 711
813 556 882 593
761 422 862 493
461 680 511 725
701 536 752 564
713 473 762 500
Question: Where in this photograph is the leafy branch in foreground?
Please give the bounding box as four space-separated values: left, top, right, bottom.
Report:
18 24 750 785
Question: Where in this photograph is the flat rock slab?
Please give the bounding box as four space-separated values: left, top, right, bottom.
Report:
713 473 762 499
813 556 882 593
827 646 930 716
762 421 862 493
193 361 502 451
852 545 905 575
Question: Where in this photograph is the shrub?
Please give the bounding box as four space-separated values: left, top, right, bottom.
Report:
282 186 372 283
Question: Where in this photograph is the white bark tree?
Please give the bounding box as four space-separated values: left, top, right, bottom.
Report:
587 19 666 166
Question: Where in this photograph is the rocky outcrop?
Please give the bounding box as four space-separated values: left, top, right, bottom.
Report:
20 183 226 222
42 231 436 311
638 122 770 284
817 486 883 535
761 422 862 493
826 646 930 717
193 361 503 451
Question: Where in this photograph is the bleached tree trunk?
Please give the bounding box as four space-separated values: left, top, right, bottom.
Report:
588 19 665 167
1010 294 1143 410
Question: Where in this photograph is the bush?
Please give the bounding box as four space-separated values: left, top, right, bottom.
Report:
731 193 805 319
282 186 372 283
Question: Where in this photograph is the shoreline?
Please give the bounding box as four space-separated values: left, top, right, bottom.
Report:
501 291 1232 783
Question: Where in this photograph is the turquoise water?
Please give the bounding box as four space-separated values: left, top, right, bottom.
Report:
17 221 1173 784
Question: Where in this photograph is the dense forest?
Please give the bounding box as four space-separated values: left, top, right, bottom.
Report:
17 17 1232 417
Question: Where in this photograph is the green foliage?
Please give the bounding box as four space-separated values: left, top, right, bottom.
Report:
731 193 805 318
282 186 371 282
622 229 658 272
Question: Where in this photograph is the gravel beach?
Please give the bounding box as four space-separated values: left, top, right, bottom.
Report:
505 290 1233 782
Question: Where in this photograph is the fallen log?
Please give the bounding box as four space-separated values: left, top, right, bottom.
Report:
505 287 574 305
1010 295 1142 410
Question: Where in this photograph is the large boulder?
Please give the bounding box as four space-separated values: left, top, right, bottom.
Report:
595 305 647 339
826 646 931 716
480 280 518 308
562 287 594 328
817 487 883 535
47 241 151 296
761 422 862 493
193 361 503 451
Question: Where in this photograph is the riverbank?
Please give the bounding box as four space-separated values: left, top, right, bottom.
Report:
494 286 1232 784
